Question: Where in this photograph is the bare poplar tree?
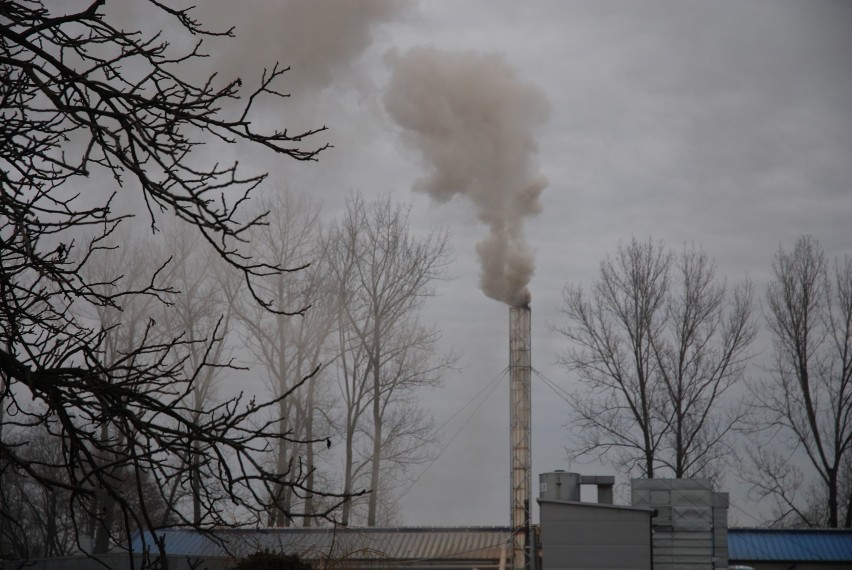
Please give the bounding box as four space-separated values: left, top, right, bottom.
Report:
80 238 169 554
556 237 755 479
745 235 852 528
655 245 756 478
155 223 236 526
324 194 454 526
557 238 671 477
0 1 345 563
227 190 338 528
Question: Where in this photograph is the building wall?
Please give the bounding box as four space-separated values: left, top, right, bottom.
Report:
538 500 653 570
632 478 729 570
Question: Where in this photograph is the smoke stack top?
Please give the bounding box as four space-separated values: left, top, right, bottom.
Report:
384 47 549 306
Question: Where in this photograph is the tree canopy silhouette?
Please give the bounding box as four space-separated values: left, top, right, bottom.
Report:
0 0 344 563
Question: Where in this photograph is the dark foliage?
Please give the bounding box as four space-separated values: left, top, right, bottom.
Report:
230 551 313 570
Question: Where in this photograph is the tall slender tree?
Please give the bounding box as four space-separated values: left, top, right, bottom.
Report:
155 222 237 526
80 238 167 553
324 194 454 525
227 190 338 527
746 235 852 527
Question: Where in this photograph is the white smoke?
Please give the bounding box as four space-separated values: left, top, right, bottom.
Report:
201 0 410 96
384 47 549 306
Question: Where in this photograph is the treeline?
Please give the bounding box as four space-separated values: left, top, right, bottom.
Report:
0 190 454 558
556 235 852 528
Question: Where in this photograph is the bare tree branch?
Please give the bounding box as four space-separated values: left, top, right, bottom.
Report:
0 1 347 564
556 237 756 480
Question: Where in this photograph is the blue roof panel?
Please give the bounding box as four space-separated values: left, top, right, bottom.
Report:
729 529 852 562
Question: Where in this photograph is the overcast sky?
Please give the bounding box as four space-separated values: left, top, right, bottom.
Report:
107 0 852 527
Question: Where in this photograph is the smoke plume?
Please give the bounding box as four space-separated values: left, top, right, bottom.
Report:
384 47 549 307
203 0 409 96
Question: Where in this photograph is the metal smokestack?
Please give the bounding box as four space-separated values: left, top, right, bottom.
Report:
509 304 531 570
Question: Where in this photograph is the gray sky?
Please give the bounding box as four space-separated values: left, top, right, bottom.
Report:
111 0 852 526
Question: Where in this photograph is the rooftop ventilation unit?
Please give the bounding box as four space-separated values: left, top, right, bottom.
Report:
539 471 615 504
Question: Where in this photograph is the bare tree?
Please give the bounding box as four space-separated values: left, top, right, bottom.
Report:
745 235 852 528
556 237 756 479
80 237 169 554
323 194 455 526
655 245 756 478
0 420 168 559
0 427 78 559
3 234 172 561
227 190 338 528
154 222 237 526
0 0 344 564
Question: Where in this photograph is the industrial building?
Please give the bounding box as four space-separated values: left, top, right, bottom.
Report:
631 478 730 570
10 505 852 570
111 475 849 570
116 517 852 570
537 474 729 570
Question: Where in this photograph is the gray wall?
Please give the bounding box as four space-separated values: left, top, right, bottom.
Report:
631 478 729 570
539 500 653 570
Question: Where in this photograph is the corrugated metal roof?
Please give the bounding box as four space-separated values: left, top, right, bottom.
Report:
134 526 852 564
729 528 852 562
130 527 512 562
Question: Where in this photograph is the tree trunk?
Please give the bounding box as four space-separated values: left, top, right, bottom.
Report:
93 422 115 555
191 437 202 525
0 372 5 558
93 488 115 554
46 488 58 556
368 376 382 526
341 419 355 525
271 397 290 527
272 310 291 527
303 365 318 527
675 399 685 478
641 373 655 479
828 469 839 528
645 448 655 479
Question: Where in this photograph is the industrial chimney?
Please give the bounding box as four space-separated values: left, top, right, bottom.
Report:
509 304 531 570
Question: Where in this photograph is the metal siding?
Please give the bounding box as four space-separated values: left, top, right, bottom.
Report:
631 479 728 570
539 501 652 570
633 479 713 492
545 545 651 569
546 505 651 523
540 472 582 502
546 519 650 544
